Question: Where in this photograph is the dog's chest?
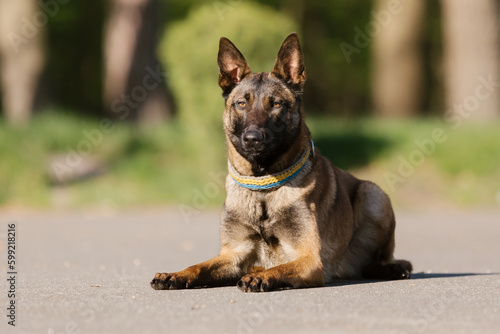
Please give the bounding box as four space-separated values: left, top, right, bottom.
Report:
244 194 301 268
225 179 309 267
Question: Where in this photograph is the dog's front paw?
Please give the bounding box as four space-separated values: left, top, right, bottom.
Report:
237 273 279 292
150 272 189 290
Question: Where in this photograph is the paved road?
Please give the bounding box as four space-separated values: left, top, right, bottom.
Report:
1 208 499 334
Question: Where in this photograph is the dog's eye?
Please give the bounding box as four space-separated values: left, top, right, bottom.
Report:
273 102 282 108
237 101 247 108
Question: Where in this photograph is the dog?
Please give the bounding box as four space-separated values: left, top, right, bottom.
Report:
151 33 412 292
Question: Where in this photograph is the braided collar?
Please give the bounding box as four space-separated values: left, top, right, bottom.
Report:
228 141 314 191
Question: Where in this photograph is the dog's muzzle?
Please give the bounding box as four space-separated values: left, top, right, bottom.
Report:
242 126 265 152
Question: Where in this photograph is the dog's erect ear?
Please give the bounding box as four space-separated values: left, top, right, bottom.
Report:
272 33 306 92
218 37 251 93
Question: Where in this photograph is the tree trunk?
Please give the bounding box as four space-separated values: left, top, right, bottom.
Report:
441 0 499 121
372 0 426 117
0 0 45 125
103 0 173 124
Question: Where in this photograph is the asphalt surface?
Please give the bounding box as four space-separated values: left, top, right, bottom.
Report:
1 207 499 334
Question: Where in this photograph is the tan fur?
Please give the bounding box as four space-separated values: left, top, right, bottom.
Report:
151 33 411 292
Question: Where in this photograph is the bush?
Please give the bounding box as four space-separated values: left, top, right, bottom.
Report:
159 2 297 155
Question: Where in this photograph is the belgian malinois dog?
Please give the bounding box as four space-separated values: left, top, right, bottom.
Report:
151 33 412 292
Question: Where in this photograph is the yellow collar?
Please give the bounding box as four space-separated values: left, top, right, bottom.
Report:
228 141 313 191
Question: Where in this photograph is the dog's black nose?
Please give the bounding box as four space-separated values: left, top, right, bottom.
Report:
243 130 263 146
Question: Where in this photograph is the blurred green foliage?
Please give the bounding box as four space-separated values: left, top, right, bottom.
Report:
40 0 442 116
1 112 499 208
45 2 106 113
308 118 500 207
0 111 221 207
2 0 493 210
162 0 374 115
159 2 296 166
160 2 296 124
285 0 373 114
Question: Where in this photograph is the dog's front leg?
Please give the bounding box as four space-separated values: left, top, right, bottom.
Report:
237 254 324 292
151 245 252 290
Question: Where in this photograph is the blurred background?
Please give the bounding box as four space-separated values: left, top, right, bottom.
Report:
0 0 499 210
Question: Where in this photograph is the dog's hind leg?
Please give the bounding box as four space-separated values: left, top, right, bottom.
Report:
346 181 412 280
361 232 413 280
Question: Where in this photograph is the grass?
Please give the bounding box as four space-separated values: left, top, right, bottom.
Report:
309 117 500 207
1 111 499 209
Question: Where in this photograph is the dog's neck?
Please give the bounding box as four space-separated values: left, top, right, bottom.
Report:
227 123 311 177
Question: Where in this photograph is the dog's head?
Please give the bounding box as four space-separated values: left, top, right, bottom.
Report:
218 33 307 170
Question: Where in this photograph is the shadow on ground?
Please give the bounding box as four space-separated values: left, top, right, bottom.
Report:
409 272 499 279
324 272 498 288
312 132 391 170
